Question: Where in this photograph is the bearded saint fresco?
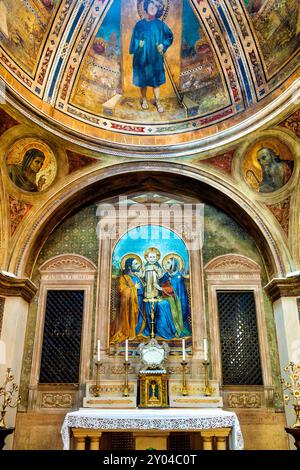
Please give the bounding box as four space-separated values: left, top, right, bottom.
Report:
243 140 294 194
255 147 293 193
110 227 192 344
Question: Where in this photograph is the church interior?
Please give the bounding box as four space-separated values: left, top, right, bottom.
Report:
0 0 300 451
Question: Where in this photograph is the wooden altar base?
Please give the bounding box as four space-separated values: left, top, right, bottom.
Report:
71 428 232 451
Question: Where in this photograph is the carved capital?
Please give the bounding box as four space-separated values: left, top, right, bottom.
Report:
264 275 300 302
0 272 37 303
39 254 97 274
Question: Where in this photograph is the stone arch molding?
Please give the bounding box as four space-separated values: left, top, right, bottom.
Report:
5 162 293 279
39 254 97 276
205 254 261 278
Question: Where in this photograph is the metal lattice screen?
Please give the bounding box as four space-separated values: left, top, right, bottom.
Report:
39 290 84 384
109 433 134 450
168 433 192 450
217 291 263 385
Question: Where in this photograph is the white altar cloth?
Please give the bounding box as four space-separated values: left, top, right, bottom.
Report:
61 408 244 450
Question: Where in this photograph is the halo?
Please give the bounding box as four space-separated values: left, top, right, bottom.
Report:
121 253 143 270
144 247 161 260
162 253 184 271
242 137 294 192
6 139 53 166
137 0 170 21
6 138 57 192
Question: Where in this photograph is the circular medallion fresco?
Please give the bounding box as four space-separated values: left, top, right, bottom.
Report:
242 138 294 194
6 138 57 192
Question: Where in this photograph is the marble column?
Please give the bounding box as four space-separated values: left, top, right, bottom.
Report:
265 275 300 448
0 273 37 449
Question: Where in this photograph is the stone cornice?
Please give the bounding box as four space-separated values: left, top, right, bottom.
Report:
0 273 37 303
264 275 300 302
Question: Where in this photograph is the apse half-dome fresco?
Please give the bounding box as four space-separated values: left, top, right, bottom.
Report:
0 0 299 145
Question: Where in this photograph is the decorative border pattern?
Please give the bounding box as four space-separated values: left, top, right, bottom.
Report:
0 0 298 138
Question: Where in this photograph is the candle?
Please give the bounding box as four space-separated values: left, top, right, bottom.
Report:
125 339 128 362
97 339 100 362
0 340 6 365
204 338 208 361
182 338 186 361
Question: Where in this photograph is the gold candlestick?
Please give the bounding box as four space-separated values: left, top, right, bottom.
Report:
203 361 213 397
181 361 188 396
90 361 102 397
123 361 130 397
150 300 155 339
281 361 300 428
0 368 20 428
143 298 158 339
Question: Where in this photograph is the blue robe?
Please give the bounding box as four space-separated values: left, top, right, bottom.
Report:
142 271 191 340
169 273 191 333
159 272 191 334
130 18 173 88
143 300 178 340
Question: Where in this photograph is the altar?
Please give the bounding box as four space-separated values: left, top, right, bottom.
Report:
60 225 245 452
61 408 244 451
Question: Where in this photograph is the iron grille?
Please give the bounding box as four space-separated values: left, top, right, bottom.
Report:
168 433 192 450
39 290 84 383
217 291 263 385
109 433 134 450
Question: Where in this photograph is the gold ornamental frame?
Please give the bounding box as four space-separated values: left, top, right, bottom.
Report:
138 372 169 408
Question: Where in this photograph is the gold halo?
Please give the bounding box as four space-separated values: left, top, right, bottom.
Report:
144 247 161 260
6 138 57 191
242 137 294 192
137 0 170 21
121 253 143 270
162 253 184 271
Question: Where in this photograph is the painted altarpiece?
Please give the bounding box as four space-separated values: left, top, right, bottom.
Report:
94 195 207 379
